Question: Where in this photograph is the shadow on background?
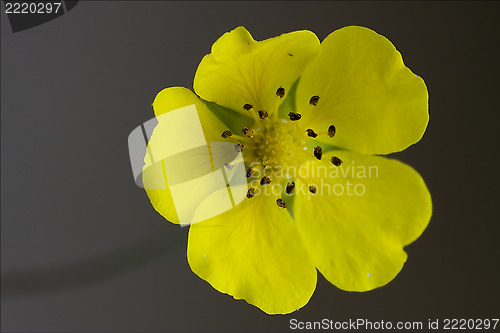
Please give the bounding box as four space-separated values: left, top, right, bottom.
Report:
1 231 184 298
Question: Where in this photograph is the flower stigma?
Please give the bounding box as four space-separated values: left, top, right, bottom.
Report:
219 86 335 208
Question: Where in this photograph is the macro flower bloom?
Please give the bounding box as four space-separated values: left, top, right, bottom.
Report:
143 26 431 314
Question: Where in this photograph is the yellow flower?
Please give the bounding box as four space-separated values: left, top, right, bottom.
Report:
143 26 432 314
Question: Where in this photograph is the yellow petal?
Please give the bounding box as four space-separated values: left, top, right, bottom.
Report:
151 86 228 143
296 26 429 155
143 87 230 224
187 194 317 314
194 26 320 116
293 151 432 291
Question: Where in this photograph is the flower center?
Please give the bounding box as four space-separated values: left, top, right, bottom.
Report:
220 86 342 208
253 119 304 168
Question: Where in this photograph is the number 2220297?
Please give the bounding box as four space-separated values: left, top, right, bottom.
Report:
4 2 62 14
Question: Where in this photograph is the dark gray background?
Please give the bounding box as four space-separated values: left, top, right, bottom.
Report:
1 1 499 332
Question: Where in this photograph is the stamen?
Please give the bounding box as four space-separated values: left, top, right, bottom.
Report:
306 129 317 138
260 176 271 185
276 86 285 98
242 127 254 137
309 96 320 106
235 143 244 152
288 112 302 121
247 188 255 198
246 166 254 178
244 103 260 123
314 146 323 160
276 198 287 208
285 182 295 195
331 156 343 166
258 110 269 119
272 87 286 120
328 125 336 138
221 130 232 138
308 185 317 194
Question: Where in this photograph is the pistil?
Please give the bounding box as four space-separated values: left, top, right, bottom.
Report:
221 89 339 208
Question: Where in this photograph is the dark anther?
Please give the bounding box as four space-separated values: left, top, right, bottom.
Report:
246 166 254 178
247 188 255 199
235 143 244 152
242 127 254 137
314 146 323 160
258 110 269 119
288 112 302 121
225 163 233 170
309 95 320 106
285 182 295 195
276 198 287 208
221 130 232 139
260 176 271 185
306 129 318 138
243 104 253 111
276 86 285 98
328 125 336 138
309 185 317 194
331 156 343 166
288 53 294 56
